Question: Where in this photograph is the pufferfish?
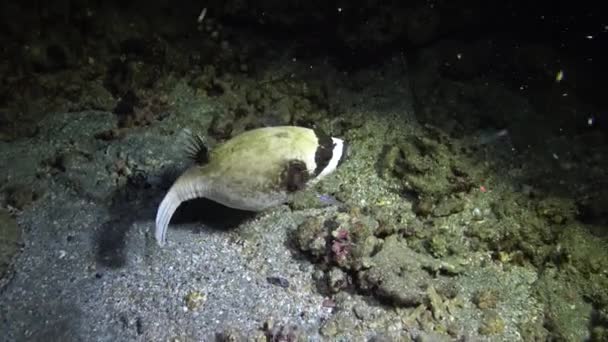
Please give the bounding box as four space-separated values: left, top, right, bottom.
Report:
155 126 347 246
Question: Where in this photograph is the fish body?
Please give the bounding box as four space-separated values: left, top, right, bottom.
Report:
155 126 346 246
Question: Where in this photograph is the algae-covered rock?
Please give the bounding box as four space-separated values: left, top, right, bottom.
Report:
534 267 593 341
518 318 550 342
432 196 465 217
0 208 21 288
320 309 359 338
357 235 461 307
535 196 577 224
381 133 474 207
557 226 608 282
293 209 381 270
467 192 562 266
412 196 434 217
422 226 470 259
478 310 505 335
327 267 349 293
330 211 380 270
532 222 608 342
293 216 330 260
591 325 608 342
472 288 499 309
427 234 451 258
427 285 447 320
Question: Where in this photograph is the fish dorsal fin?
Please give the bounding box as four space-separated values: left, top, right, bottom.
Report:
182 129 209 165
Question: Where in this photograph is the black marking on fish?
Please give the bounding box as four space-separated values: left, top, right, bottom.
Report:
313 128 335 176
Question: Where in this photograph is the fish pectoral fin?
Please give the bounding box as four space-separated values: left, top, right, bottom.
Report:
280 159 310 193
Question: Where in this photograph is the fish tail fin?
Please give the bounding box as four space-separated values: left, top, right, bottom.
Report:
155 168 209 246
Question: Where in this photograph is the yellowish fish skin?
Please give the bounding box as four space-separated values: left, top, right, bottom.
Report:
155 126 346 246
